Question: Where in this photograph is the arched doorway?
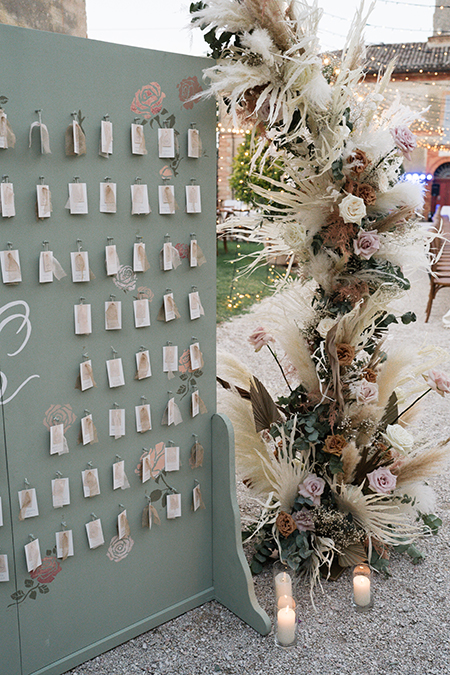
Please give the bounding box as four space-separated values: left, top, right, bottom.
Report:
431 162 450 215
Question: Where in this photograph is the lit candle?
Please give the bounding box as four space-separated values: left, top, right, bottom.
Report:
353 574 371 607
277 605 296 646
277 594 295 610
274 571 292 600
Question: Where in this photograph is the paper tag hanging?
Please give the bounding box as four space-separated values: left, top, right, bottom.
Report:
100 182 117 213
190 342 204 370
65 120 86 156
29 117 51 154
50 423 69 455
161 397 183 427
109 408 125 439
106 357 125 388
0 182 15 217
67 182 88 214
0 496 3 527
118 510 130 539
193 484 206 511
74 303 92 335
135 404 152 433
133 242 150 272
113 460 130 490
56 530 74 560
142 501 161 528
189 291 205 320
158 127 175 158
158 292 180 322
36 184 52 218
186 185 202 214
71 251 90 283
158 185 176 214
189 440 204 469
25 539 42 573
100 119 113 156
133 298 151 328
0 249 21 284
18 488 39 520
135 350 152 380
105 301 122 330
190 239 206 267
82 468 100 498
188 128 201 158
167 493 181 519
0 109 15 149
163 345 178 379
80 414 98 445
165 445 180 472
0 554 9 582
131 123 147 155
39 251 54 283
85 518 104 549
105 244 120 275
161 243 181 271
191 390 208 417
52 477 70 508
131 183 151 215
78 360 96 391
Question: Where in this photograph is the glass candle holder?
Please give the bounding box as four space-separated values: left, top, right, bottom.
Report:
275 600 298 648
352 563 373 612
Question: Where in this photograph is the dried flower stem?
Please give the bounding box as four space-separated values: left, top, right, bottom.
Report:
267 343 293 392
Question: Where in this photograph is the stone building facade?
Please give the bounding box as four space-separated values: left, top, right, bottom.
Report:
0 0 86 37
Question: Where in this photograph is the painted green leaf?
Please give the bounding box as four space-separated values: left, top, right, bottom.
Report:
24 578 34 588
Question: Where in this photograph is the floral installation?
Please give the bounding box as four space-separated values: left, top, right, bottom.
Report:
113 265 137 293
107 535 134 562
9 548 61 607
176 75 204 109
191 0 449 590
43 403 76 432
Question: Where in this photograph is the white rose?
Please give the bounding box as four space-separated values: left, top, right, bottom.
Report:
382 424 414 454
338 194 367 225
356 379 378 404
316 317 338 338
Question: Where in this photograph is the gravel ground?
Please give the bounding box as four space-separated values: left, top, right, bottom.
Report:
68 268 450 675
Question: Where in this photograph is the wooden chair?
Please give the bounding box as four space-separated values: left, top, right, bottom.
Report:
425 215 450 322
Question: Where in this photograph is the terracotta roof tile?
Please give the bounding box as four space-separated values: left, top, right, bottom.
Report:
364 42 450 74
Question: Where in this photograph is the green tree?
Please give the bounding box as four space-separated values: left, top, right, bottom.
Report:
229 133 284 208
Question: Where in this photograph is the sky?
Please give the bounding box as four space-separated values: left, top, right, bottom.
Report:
85 0 436 55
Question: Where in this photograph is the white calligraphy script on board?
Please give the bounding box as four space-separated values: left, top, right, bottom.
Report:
0 301 39 405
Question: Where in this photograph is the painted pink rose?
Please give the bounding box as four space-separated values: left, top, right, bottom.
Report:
159 165 173 180
130 83 166 119
353 229 380 260
423 369 450 397
137 286 154 302
43 404 76 432
367 467 397 494
175 243 189 259
390 126 417 161
356 379 378 404
107 535 134 562
177 76 203 110
179 348 193 374
30 557 61 584
248 326 275 352
298 474 325 506
292 508 315 532
113 265 137 293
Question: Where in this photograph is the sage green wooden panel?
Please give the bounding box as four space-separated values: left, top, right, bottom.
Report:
0 24 217 675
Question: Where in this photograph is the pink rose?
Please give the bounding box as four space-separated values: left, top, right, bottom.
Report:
367 466 397 494
130 83 165 119
292 507 315 532
298 474 325 506
353 229 380 260
390 126 417 161
248 326 275 352
30 557 61 584
423 369 450 397
176 76 203 110
356 379 378 404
